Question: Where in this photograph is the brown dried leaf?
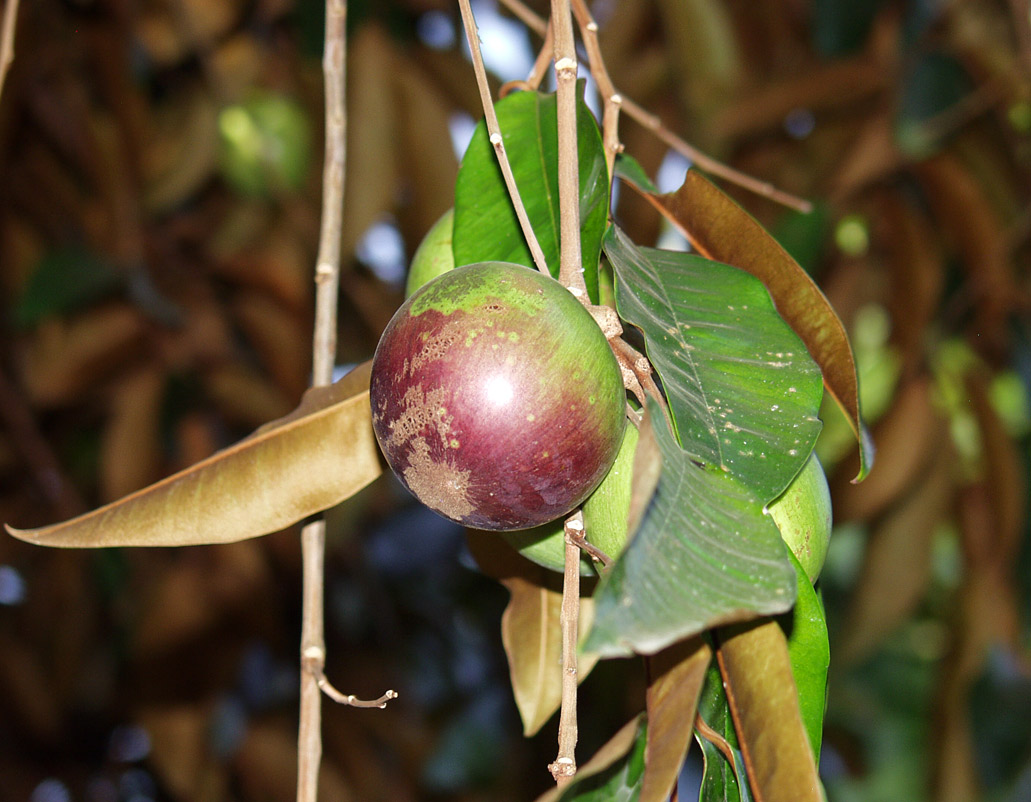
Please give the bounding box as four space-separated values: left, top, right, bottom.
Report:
839 432 955 664
967 371 1026 560
5 362 381 547
236 721 355 802
203 363 293 427
21 304 148 405
716 619 822 802
142 89 220 213
137 0 244 67
654 0 743 117
880 191 945 370
829 113 903 201
137 705 217 801
711 57 888 141
231 292 310 400
915 154 1022 357
466 531 598 737
634 169 872 479
341 25 400 260
831 376 939 523
394 56 459 241
640 637 712 802
100 367 166 502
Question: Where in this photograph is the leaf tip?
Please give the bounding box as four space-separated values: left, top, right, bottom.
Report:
851 423 876 483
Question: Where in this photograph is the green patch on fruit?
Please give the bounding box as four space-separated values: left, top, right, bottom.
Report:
766 454 832 583
408 262 550 318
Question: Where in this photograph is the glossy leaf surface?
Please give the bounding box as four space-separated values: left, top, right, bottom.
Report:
622 169 872 480
454 87 608 302
605 225 823 502
584 400 796 658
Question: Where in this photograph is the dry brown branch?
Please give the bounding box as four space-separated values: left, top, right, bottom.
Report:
549 509 584 785
297 2 394 800
457 0 550 275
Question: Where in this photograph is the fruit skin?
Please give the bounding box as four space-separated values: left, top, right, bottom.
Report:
405 209 455 298
767 454 832 583
503 419 639 574
370 262 626 531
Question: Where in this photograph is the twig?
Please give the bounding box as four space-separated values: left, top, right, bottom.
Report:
298 2 394 801
549 510 584 785
457 0 550 276
570 0 621 179
497 0 812 213
0 0 20 103
550 0 590 302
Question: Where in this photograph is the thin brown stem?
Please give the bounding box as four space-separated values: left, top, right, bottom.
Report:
457 0 549 275
298 2 394 800
549 510 584 785
570 0 622 179
567 527 613 568
0 0 21 103
497 0 812 213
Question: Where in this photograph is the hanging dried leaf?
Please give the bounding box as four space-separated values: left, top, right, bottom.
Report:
838 433 955 665
341 25 401 260
99 367 166 502
640 637 712 802
831 375 939 523
716 619 822 802
21 305 148 406
5 363 381 547
466 531 598 736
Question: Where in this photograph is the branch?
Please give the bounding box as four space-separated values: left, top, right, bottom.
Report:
457 0 550 275
549 510 584 785
550 0 589 302
0 0 20 103
498 0 812 213
298 2 394 800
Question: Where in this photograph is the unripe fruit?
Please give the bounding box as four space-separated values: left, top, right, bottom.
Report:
406 209 455 299
504 420 639 574
370 262 627 531
767 454 832 583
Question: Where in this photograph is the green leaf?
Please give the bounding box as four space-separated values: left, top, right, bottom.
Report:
5 363 381 547
621 169 873 482
535 716 647 802
613 153 657 193
782 551 830 763
697 661 753 802
453 85 608 303
605 225 823 502
15 247 122 327
584 399 796 658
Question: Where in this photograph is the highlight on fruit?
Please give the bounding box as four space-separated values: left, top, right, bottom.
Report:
370 261 627 531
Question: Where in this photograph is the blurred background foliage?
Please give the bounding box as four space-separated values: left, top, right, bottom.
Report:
0 0 1029 800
